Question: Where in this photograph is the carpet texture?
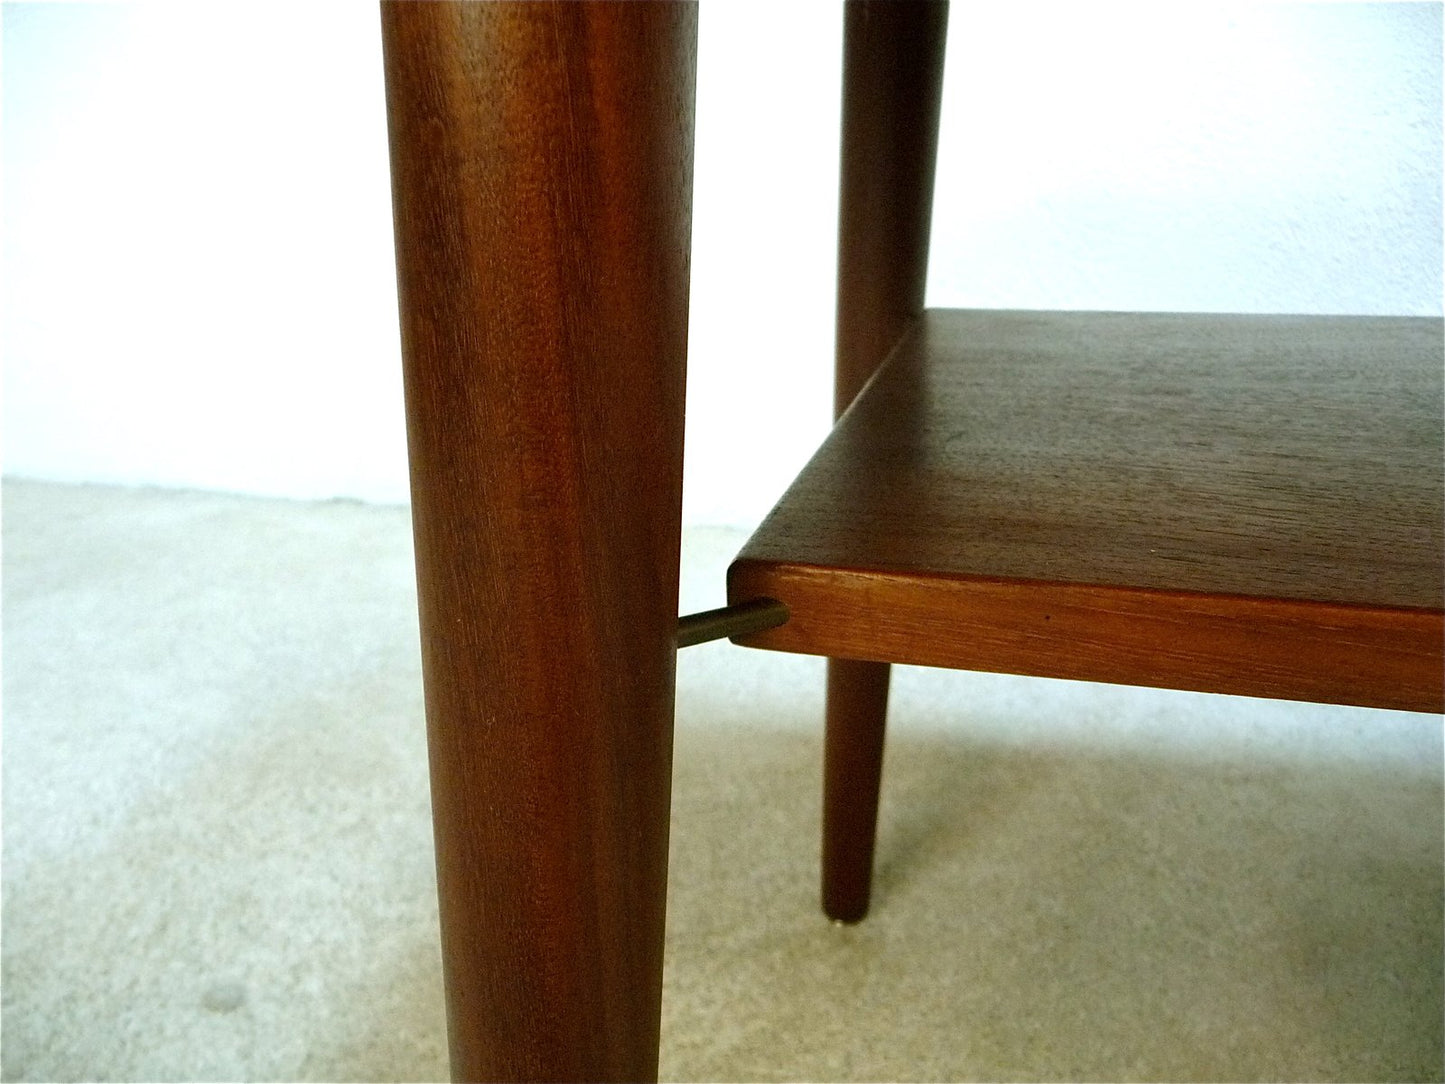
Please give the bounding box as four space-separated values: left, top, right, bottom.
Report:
3 479 1441 1082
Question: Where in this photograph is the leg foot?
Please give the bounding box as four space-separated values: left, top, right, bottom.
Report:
822 658 891 922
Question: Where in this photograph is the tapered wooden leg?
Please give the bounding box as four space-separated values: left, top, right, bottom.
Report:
380 4 696 1080
823 1 949 923
822 659 892 921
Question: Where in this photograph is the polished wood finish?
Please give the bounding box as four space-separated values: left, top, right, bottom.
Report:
822 658 892 922
835 0 949 415
381 4 696 1080
824 1 950 924
732 309 1445 714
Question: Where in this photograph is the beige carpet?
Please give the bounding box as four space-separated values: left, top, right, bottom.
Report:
2 479 1441 1082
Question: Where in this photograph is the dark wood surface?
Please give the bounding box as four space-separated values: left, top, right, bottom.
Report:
822 657 892 921
834 0 950 415
381 4 696 1080
823 0 951 924
732 309 1445 713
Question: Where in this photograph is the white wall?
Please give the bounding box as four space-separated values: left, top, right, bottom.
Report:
4 2 1440 526
926 3 1443 314
3 3 408 502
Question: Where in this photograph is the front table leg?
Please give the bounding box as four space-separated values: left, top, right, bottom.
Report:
380 4 697 1080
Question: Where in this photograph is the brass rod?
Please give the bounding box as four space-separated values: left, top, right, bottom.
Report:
676 598 789 648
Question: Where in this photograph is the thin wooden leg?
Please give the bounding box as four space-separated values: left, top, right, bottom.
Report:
822 659 892 921
834 0 950 412
380 4 696 1081
823 0 949 923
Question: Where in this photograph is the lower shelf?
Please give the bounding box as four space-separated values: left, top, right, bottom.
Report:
728 309 1444 712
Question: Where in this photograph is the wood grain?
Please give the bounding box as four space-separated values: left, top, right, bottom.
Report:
824 0 951 924
731 309 1444 713
835 0 950 415
381 4 695 1080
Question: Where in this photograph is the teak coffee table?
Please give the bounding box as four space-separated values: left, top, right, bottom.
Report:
379 4 1443 1079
